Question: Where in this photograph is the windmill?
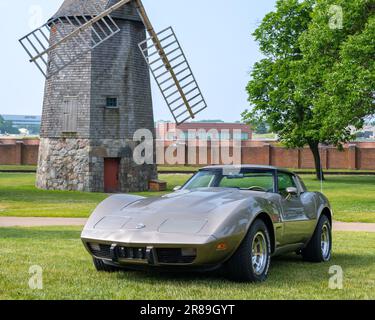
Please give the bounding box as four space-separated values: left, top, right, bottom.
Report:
19 0 207 124
19 0 207 193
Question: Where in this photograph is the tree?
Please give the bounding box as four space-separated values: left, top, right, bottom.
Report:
255 122 269 134
242 0 375 180
0 115 19 135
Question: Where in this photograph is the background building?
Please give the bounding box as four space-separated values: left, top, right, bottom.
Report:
0 115 41 135
1 115 41 128
156 121 253 142
355 125 375 141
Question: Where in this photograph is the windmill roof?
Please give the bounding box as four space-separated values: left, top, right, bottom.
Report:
52 0 142 22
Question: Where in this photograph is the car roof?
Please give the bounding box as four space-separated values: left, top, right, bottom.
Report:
200 165 294 174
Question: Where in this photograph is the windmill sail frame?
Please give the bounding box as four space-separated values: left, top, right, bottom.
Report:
19 0 131 78
139 27 207 125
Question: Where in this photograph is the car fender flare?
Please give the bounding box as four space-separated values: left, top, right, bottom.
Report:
99 194 146 210
314 192 333 225
84 194 146 229
316 206 333 226
250 211 276 253
304 197 332 247
223 210 276 263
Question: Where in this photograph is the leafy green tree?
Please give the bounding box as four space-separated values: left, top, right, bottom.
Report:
242 0 375 180
0 115 19 135
254 122 269 134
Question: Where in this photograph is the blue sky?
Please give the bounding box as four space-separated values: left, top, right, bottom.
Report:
0 0 277 122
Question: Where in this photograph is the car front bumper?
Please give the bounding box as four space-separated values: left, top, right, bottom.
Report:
81 229 242 267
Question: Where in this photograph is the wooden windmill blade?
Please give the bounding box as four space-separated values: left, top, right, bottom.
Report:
135 0 207 124
19 0 131 78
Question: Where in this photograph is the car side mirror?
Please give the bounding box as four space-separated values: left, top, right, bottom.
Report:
286 187 298 195
173 186 182 191
286 187 298 199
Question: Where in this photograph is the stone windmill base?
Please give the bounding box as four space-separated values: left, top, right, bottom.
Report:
36 138 157 193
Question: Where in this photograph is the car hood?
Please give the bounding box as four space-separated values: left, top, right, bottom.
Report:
124 188 245 214
89 188 253 235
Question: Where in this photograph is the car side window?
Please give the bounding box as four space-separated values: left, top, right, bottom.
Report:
278 173 297 197
184 171 216 190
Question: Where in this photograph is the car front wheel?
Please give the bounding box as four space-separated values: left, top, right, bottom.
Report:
302 215 332 262
225 219 271 282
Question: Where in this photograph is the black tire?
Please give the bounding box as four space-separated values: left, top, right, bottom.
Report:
302 215 332 262
93 258 122 272
225 219 271 282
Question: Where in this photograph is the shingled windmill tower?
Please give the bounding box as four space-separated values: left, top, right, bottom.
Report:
19 0 207 193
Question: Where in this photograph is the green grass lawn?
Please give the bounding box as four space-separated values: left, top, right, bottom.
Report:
0 173 107 218
0 173 374 222
0 173 187 218
304 175 375 223
0 227 373 300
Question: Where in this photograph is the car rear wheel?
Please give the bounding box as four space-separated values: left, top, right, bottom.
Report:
225 219 271 282
93 258 122 272
302 215 332 262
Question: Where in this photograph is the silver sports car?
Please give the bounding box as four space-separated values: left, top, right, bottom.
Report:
81 165 332 282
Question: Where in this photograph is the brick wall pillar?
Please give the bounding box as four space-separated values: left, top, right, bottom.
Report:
297 149 302 169
320 147 328 170
348 145 357 170
264 144 272 165
15 141 23 165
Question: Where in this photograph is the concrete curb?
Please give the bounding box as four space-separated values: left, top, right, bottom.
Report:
333 221 375 233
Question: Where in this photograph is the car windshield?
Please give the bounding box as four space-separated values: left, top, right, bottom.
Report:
183 170 275 192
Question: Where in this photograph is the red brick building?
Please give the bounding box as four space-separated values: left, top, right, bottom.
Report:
155 121 253 142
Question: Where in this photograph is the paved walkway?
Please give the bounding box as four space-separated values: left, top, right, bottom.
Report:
0 217 375 232
333 221 375 233
0 217 87 227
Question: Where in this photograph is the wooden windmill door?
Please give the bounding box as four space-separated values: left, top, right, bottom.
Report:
104 158 120 193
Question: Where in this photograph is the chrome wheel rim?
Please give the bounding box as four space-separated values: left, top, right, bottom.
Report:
321 224 331 259
251 232 267 275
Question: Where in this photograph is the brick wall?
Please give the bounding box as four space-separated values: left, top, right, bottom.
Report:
357 148 375 170
0 139 39 165
1 139 375 170
0 145 17 165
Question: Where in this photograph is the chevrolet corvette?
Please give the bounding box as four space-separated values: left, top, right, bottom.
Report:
81 165 332 282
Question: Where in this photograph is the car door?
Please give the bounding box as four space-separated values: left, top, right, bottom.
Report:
278 172 314 245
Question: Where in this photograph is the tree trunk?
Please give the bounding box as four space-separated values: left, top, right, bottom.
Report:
309 142 325 181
